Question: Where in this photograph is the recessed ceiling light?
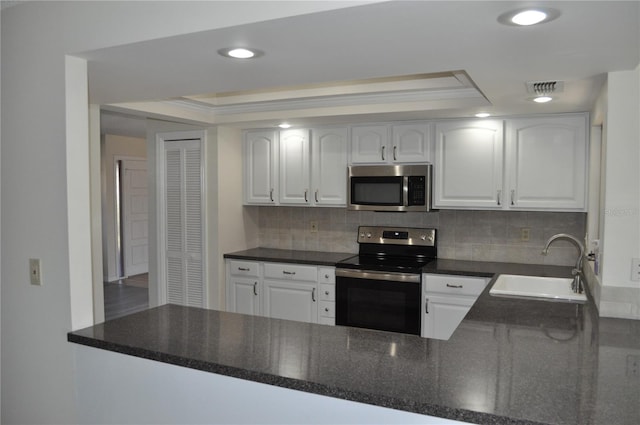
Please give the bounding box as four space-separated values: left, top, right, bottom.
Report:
533 96 553 103
278 123 291 129
498 8 560 27
475 112 491 118
217 47 263 59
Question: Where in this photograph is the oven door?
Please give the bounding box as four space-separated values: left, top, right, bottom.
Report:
335 269 421 335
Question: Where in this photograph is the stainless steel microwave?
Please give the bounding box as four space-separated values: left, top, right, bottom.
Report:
347 164 433 212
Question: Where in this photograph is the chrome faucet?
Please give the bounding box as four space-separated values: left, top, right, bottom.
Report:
542 233 585 293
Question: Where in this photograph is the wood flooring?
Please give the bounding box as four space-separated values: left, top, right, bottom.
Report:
104 273 149 321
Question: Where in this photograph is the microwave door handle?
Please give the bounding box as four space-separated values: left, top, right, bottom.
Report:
403 176 409 207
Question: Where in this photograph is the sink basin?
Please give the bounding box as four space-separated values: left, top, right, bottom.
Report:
489 274 587 303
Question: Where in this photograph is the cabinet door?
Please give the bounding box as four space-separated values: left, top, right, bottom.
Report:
506 114 587 211
244 130 278 204
434 120 504 209
279 129 311 205
311 128 348 206
263 280 318 323
227 276 261 316
422 294 475 340
350 125 389 163
391 123 432 163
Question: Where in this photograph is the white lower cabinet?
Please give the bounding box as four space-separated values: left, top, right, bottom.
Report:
225 260 335 325
226 260 261 316
422 274 488 340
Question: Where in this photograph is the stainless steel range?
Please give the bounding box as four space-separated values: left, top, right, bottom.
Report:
335 226 437 335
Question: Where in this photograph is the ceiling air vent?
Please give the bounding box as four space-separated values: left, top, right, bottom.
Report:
526 80 564 95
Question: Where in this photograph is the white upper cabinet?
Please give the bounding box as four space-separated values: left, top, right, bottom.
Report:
244 130 278 205
311 127 348 206
350 123 431 164
279 129 311 205
434 119 505 209
506 114 587 211
391 123 432 163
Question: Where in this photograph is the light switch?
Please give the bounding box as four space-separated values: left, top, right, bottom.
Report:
29 258 42 286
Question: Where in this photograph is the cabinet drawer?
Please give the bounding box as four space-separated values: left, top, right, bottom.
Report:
318 316 335 326
424 274 488 296
319 283 335 301
318 267 335 284
264 262 317 282
319 301 335 318
228 260 260 277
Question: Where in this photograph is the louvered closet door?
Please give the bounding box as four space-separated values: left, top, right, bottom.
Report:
164 139 204 308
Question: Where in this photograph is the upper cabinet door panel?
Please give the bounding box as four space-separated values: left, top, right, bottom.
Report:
391 123 432 163
244 130 278 205
507 114 587 210
312 127 348 206
279 129 311 205
434 120 504 209
350 125 389 163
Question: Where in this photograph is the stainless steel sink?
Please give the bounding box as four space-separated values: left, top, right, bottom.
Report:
489 274 587 303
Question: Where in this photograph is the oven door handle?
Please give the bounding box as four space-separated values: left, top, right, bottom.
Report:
335 268 420 283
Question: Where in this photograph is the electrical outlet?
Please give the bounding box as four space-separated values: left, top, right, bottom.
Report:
520 228 530 242
310 221 318 233
29 258 42 286
631 258 640 282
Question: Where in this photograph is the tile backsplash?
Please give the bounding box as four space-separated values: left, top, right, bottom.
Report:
253 206 586 267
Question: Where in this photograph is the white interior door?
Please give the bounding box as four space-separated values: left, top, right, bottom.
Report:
160 136 205 308
122 159 149 277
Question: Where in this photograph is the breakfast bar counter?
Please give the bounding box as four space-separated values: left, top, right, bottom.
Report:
68 260 640 425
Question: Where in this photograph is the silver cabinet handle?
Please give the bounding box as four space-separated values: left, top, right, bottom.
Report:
312 288 316 302
381 145 386 161
238 267 250 271
425 298 429 314
497 190 502 206
253 282 258 296
511 189 515 205
315 190 319 203
270 188 274 202
304 189 308 202
282 271 296 275
446 284 463 288
393 145 397 161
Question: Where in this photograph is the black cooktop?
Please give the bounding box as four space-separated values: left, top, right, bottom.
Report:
336 254 435 274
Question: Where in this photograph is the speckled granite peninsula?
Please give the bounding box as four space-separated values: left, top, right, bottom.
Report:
69 257 640 425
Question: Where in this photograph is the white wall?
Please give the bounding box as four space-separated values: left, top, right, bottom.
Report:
101 134 147 282
1 2 363 423
74 344 465 425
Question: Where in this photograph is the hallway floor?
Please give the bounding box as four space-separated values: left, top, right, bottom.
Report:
104 273 149 321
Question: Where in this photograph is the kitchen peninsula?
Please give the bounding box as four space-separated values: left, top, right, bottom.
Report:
68 256 640 425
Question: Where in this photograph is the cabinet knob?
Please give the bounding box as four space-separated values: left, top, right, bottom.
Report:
325 307 330 312
324 274 329 279
325 291 330 296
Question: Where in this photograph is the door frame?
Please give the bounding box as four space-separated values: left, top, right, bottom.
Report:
155 130 208 307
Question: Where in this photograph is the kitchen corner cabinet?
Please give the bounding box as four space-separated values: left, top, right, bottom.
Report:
434 119 505 209
350 123 431 164
506 114 587 210
422 274 488 340
244 130 278 205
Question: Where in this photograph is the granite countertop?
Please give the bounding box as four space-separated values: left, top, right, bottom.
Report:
68 257 640 425
223 247 355 266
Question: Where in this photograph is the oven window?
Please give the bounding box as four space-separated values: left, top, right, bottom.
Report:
336 278 420 335
351 177 403 205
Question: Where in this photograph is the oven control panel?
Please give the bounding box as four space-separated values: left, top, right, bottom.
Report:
357 226 436 246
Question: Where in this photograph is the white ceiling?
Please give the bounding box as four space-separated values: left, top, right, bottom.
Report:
92 1 640 136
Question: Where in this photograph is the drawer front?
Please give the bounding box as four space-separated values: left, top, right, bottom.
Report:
318 316 335 326
319 283 335 301
319 301 335 318
228 260 260 277
424 274 488 296
318 267 336 284
264 262 317 282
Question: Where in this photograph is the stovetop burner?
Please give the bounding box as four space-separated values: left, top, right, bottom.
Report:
337 226 437 274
